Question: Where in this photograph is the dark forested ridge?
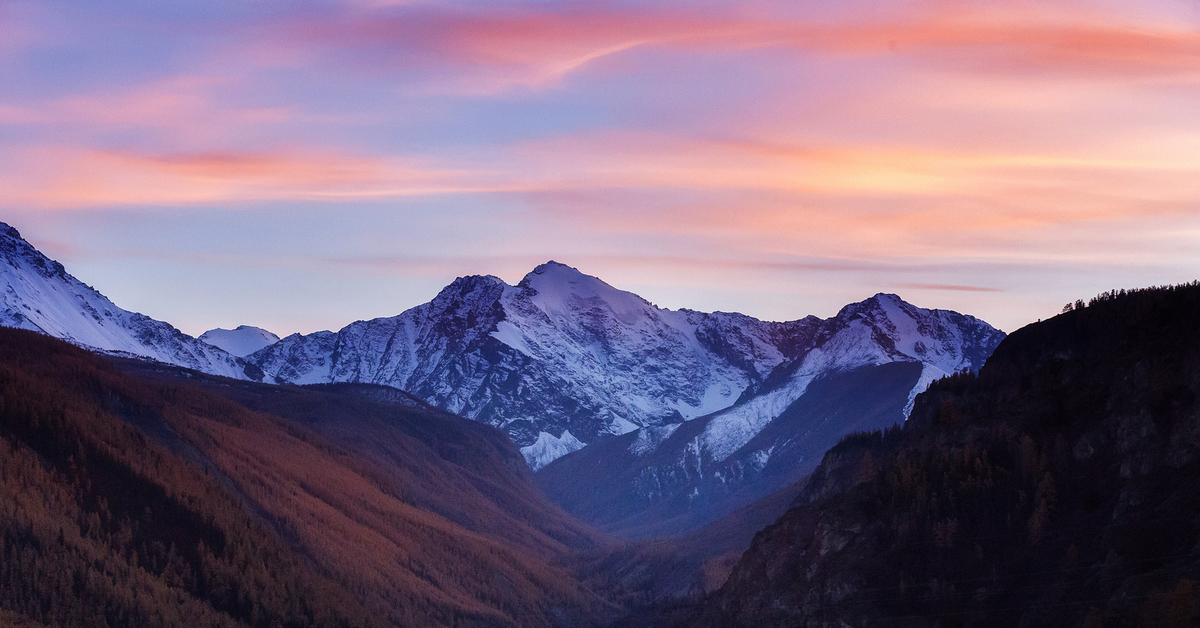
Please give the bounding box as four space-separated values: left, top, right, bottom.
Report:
0 327 615 628
688 282 1200 627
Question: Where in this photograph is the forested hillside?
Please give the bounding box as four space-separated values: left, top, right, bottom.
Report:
691 283 1200 627
0 328 613 628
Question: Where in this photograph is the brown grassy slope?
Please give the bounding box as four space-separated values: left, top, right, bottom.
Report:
0 328 617 628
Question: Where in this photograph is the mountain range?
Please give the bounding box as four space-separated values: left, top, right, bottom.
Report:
244 262 1005 475
3 217 1198 627
0 220 1003 536
0 223 1005 475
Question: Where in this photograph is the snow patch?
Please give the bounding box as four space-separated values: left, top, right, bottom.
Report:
490 320 535 357
522 429 586 470
904 363 950 419
607 415 641 436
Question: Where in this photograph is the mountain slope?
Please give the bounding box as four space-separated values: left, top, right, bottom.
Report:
537 293 1004 537
0 327 615 628
252 263 1003 470
0 328 373 628
251 262 824 468
0 223 255 380
691 283 1200 627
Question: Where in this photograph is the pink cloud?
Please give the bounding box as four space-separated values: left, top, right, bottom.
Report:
0 76 295 143
253 1 1200 90
0 146 479 209
490 124 1200 265
900 283 1003 292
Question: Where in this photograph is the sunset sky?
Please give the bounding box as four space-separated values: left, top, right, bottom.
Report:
2 0 1198 336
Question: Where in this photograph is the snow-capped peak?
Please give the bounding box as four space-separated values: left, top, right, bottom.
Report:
519 261 655 327
249 260 1005 470
199 325 280 358
0 222 254 380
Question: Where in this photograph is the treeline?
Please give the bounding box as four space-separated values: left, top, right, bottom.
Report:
1062 280 1200 313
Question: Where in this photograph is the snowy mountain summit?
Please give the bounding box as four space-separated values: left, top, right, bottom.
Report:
536 290 1009 536
199 325 280 357
0 220 1005 475
0 223 257 380
251 261 1006 469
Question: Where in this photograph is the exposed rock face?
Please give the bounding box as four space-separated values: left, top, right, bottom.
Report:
251 262 1004 470
692 283 1200 628
537 293 1004 537
253 262 819 467
0 222 255 380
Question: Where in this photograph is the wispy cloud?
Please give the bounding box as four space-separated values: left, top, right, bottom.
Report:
901 283 1003 292
3 0 1196 334
0 76 295 144
0 146 479 209
251 1 1200 92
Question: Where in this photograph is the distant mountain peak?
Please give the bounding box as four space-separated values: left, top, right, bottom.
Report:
531 259 577 273
199 325 280 358
837 292 906 317
435 273 505 297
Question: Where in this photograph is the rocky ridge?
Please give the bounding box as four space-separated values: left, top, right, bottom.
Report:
0 223 257 380
251 262 1004 469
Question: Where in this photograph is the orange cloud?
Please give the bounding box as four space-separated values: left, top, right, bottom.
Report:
0 146 480 209
492 123 1200 266
503 128 1200 206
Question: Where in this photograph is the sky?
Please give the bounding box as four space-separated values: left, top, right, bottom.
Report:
1 0 1198 336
